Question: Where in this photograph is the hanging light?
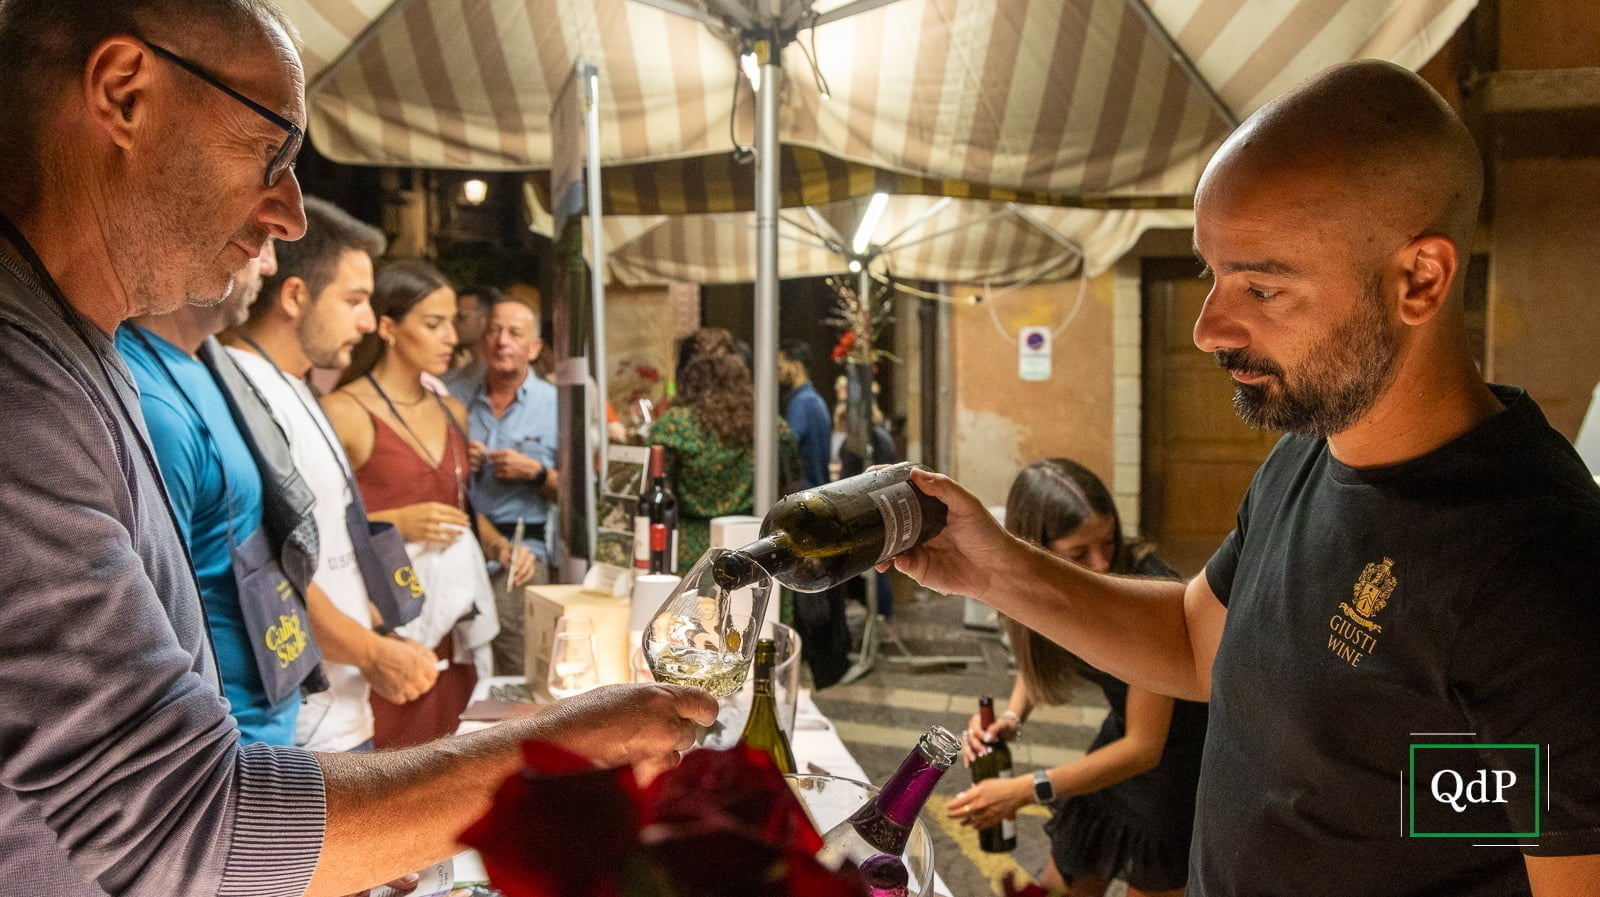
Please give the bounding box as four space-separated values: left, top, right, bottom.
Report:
739 50 762 93
847 259 862 273
460 178 489 206
852 192 888 255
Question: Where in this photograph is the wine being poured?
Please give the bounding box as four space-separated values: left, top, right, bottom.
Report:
644 464 946 699
712 463 948 594
641 549 769 699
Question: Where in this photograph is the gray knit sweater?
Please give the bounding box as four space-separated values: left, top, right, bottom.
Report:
0 244 326 896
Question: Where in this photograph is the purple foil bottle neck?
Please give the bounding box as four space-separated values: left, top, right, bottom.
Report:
872 726 960 826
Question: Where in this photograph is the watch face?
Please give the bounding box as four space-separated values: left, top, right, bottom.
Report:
1033 772 1053 803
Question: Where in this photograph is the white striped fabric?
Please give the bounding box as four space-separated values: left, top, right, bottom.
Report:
288 0 1473 198
561 195 1193 286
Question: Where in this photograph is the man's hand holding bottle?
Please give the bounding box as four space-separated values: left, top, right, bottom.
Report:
876 467 1020 601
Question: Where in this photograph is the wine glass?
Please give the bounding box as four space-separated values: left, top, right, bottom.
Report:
547 624 600 699
642 548 772 699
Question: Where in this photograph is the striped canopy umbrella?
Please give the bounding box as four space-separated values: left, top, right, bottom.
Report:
535 189 1193 285
284 0 1472 204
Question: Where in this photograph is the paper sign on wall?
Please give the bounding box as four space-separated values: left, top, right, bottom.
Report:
1019 326 1051 381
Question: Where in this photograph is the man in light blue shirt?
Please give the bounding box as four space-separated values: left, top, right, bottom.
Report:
447 299 558 673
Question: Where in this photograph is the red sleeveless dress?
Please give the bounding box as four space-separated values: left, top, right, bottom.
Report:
355 407 476 749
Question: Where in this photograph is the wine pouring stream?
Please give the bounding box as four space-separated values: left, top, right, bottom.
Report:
642 463 947 699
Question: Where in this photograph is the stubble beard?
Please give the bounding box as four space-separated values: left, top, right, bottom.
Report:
1218 278 1401 439
297 303 352 369
107 139 241 319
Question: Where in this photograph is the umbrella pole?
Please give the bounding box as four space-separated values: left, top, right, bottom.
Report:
753 37 781 514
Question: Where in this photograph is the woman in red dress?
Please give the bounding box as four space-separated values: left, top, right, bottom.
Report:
324 259 531 747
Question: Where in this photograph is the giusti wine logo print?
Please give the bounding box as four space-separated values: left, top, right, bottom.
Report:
1328 557 1396 667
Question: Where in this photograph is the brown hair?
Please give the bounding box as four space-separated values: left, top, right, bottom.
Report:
1003 458 1135 706
337 258 451 387
676 328 753 446
251 195 386 325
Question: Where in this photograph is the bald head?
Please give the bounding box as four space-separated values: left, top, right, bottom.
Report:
482 299 541 378
1199 60 1481 274
1191 60 1489 441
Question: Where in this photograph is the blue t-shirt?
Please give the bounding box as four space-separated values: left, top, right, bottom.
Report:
447 368 558 560
116 325 297 745
783 380 833 489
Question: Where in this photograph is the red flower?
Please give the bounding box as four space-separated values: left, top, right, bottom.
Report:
642 746 821 855
831 331 858 362
1001 872 1054 897
461 742 645 897
465 743 866 897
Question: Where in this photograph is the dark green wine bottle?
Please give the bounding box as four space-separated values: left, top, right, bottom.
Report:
738 638 795 774
971 696 1017 853
712 462 948 593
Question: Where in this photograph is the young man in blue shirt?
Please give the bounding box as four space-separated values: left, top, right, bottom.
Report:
779 338 833 489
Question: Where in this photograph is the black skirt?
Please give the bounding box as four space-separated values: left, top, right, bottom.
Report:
1044 790 1192 892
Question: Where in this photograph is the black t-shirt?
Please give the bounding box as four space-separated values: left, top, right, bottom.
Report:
1198 385 1600 897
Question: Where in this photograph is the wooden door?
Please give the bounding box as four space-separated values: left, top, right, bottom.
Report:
1140 258 1280 578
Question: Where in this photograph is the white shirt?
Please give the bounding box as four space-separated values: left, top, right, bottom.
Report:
1576 380 1600 478
229 347 375 751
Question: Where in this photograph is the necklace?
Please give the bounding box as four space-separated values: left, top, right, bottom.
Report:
390 391 432 407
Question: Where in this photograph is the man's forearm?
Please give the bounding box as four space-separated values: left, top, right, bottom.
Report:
306 718 545 897
981 541 1203 700
305 683 710 897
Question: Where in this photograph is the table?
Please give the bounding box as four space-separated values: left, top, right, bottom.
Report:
453 677 951 897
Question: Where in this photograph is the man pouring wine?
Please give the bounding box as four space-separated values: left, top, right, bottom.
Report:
885 61 1600 896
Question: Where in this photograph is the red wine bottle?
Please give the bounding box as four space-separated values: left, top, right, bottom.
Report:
634 445 677 572
971 696 1017 853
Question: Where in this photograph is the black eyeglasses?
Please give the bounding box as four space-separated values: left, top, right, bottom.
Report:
144 41 303 188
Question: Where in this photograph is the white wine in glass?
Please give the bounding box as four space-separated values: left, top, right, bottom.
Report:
642 549 770 700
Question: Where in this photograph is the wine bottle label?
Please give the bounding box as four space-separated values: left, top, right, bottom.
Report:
633 516 650 569
996 769 1016 840
870 482 923 564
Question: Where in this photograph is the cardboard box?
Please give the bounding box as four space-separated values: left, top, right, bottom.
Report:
523 589 567 693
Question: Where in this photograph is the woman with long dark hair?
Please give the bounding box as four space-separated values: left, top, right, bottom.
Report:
946 458 1206 897
648 328 797 573
324 259 531 747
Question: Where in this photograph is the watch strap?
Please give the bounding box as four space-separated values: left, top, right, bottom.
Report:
1032 769 1054 804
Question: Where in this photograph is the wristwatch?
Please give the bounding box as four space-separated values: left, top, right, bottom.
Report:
1032 769 1055 804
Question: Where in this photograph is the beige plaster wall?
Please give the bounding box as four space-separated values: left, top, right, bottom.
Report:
1489 158 1600 437
948 274 1116 509
1485 0 1600 437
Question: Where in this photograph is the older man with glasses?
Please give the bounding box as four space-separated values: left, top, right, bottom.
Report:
0 4 715 897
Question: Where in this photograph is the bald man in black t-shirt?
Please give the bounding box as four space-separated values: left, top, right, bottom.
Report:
889 60 1600 896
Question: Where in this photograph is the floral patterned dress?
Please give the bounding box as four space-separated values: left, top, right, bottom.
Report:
648 405 797 574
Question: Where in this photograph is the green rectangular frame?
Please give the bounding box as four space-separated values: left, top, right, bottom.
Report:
1408 743 1541 839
